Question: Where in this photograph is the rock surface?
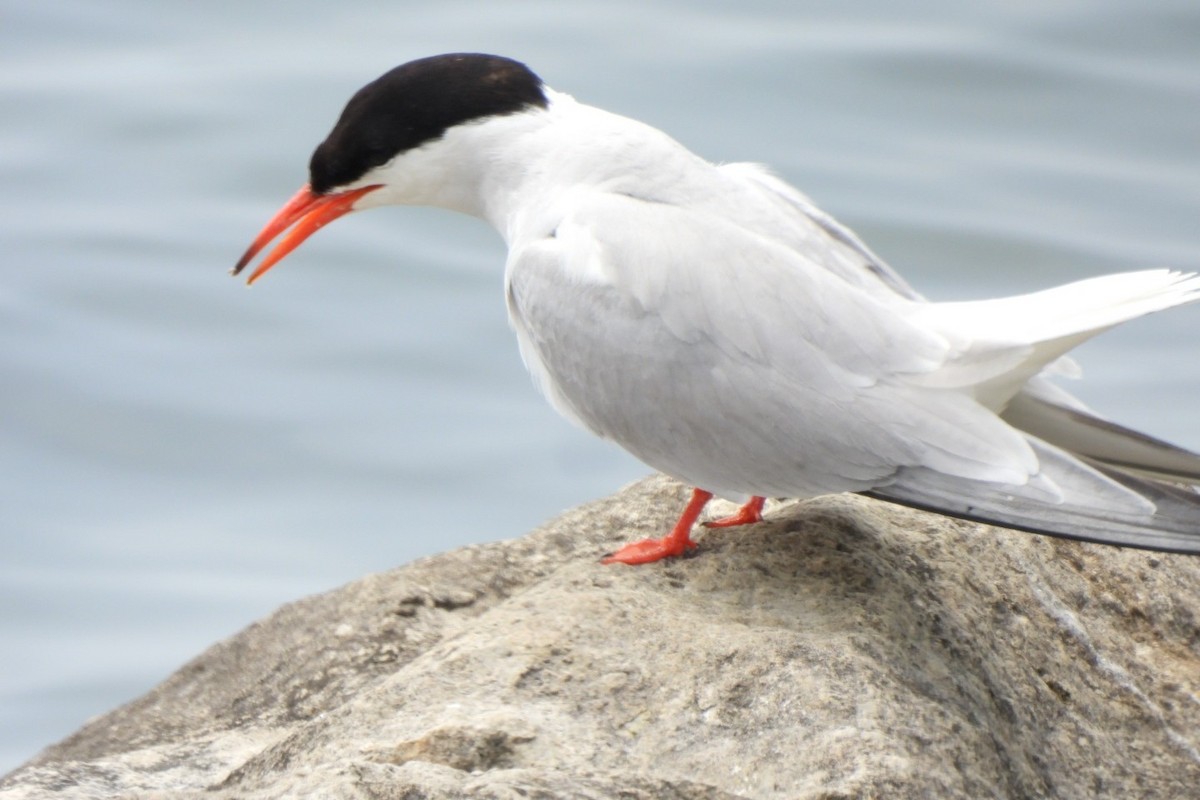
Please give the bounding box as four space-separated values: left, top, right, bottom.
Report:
3 475 1199 799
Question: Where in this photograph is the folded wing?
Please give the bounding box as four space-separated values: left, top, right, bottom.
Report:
865 434 1200 553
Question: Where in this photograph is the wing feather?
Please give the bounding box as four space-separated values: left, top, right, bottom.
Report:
505 190 1041 495
865 436 1200 553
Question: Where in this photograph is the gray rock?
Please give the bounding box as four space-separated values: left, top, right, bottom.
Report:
3 475 1199 799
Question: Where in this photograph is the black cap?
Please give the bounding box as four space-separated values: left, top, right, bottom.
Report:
308 53 548 194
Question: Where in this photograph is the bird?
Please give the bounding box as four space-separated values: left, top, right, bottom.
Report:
234 52 1200 565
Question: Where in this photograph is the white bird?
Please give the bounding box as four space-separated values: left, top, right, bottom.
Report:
234 53 1200 564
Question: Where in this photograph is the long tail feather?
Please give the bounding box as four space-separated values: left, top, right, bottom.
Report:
916 270 1200 408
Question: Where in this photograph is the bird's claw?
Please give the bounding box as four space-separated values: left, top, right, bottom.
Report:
703 496 766 529
601 535 698 565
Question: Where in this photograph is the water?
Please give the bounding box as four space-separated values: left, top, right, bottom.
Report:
2 0 1198 774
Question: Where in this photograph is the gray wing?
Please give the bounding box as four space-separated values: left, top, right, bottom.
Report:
504 190 1046 496
1004 377 1200 482
716 162 925 302
717 165 1200 549
865 434 1200 553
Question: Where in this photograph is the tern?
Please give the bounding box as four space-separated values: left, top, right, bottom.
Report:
234 53 1200 564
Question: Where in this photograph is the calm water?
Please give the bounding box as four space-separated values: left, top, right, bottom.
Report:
2 0 1199 773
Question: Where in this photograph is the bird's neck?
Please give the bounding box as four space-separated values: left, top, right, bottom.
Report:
465 92 704 246
365 90 707 246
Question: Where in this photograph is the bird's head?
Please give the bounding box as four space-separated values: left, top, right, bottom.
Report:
233 53 548 284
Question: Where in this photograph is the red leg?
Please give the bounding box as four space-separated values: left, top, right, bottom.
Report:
602 488 713 565
705 496 766 529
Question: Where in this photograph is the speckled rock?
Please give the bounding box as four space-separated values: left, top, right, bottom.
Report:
3 475 1199 799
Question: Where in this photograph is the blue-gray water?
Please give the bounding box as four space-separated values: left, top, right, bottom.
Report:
3 0 1199 773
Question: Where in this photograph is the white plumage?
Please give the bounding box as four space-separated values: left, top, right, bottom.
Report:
235 54 1200 562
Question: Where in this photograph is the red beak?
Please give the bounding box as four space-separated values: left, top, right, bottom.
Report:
232 183 382 285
